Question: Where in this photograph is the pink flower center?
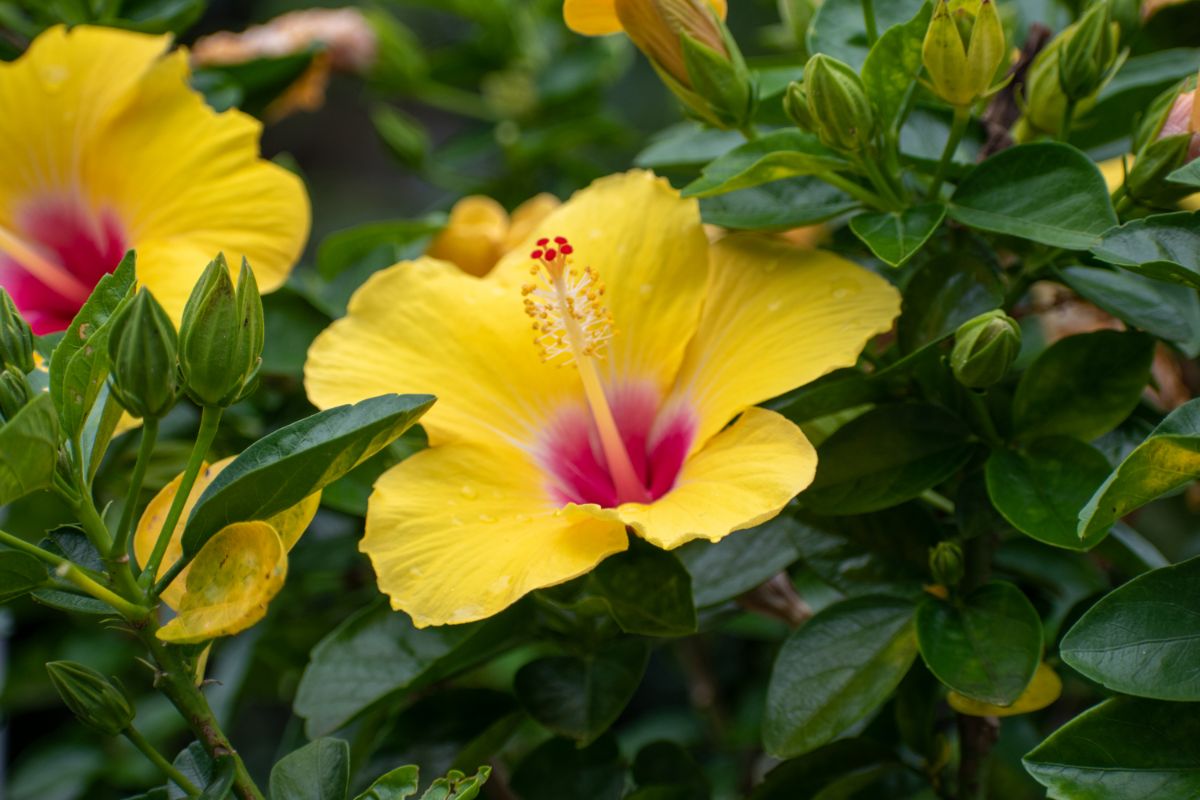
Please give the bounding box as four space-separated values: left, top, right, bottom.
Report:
1160 89 1200 162
0 197 127 334
537 380 697 508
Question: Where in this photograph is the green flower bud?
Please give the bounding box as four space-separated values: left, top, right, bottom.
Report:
1057 1 1120 102
107 288 180 420
803 54 876 152
783 80 815 130
45 661 135 736
0 366 33 421
0 289 35 375
178 254 264 407
1127 133 1194 207
950 310 1021 389
929 541 965 588
923 0 1007 108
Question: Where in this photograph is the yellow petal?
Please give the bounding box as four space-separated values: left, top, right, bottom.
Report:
669 234 900 450
305 257 580 445
134 456 319 609
87 49 310 321
616 407 816 549
156 521 287 644
363 441 629 627
492 170 710 397
948 663 1062 717
426 195 510 277
564 0 624 35
504 193 561 252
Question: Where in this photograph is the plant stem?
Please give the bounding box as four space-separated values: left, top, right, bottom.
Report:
820 171 889 210
113 417 158 567
0 528 143 616
862 0 878 45
125 726 202 797
140 406 222 592
859 155 905 210
411 82 493 121
928 106 971 200
1058 98 1076 142
738 123 760 141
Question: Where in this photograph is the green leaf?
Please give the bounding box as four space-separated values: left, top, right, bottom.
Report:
634 122 743 169
764 595 918 758
294 601 527 737
269 738 349 800
948 143 1117 249
1090 212 1200 289
849 204 945 267
169 743 235 800
985 438 1112 551
751 739 900 800
419 767 490 800
861 2 932 132
1060 265 1200 357
0 393 60 505
1078 399 1200 541
897 253 1004 353
316 217 444 281
354 766 419 800
1023 697 1200 799
916 582 1042 705
510 735 625 800
590 540 696 637
514 639 648 744
681 131 851 198
631 741 710 800
1012 331 1155 443
183 394 434 557
1168 158 1200 189
1061 555 1200 699
800 404 976 515
677 514 802 608
30 588 110 615
0 550 46 603
808 0 927 70
49 251 135 438
699 176 856 231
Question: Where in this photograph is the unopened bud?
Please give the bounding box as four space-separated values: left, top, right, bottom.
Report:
1058 1 1120 102
929 542 965 588
923 0 1007 108
45 661 135 736
178 254 264 407
0 289 34 375
950 310 1021 389
803 54 876 152
783 80 815 130
107 289 180 420
0 367 33 421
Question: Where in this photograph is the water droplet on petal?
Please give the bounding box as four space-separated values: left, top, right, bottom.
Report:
830 277 861 300
460 484 477 499
514 513 531 523
478 513 497 523
40 64 68 92
767 300 782 312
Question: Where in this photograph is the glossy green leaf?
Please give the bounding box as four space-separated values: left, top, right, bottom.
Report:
985 438 1112 550
861 2 932 132
916 582 1042 705
897 253 1004 353
808 0 927 70
849 203 945 267
0 550 46 603
1023 697 1200 799
30 588 110 615
751 739 900 800
949 144 1117 249
510 735 625 800
630 741 709 800
634 122 743 169
1168 158 1200 189
681 131 851 198
699 176 856 230
316 218 444 281
1012 331 1154 443
419 767 489 800
183 393 433 556
1060 265 1200 357
353 766 419 800
590 541 696 637
49 251 134 438
1090 212 1200 289
514 639 648 744
269 738 349 800
1061 555 1200 699
677 514 802 608
994 537 1107 642
0 393 60 506
1078 399 1200 541
801 404 976 515
764 596 918 758
169 743 234 800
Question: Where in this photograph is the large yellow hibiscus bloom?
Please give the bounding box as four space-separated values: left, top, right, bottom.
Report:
0 25 309 333
305 171 899 628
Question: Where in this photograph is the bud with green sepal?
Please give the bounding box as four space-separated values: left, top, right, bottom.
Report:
178 254 264 408
783 80 816 131
922 0 1008 109
929 541 965 589
107 288 180 420
950 310 1021 389
45 661 135 736
0 289 34 375
802 54 876 153
1057 1 1121 102
0 366 33 421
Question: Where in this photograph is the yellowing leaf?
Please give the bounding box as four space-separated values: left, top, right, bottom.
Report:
948 663 1062 718
134 456 319 608
157 521 287 644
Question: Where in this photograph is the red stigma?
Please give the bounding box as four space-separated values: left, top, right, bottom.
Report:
545 248 558 260
536 238 549 247
560 244 574 255
554 236 568 245
531 249 543 260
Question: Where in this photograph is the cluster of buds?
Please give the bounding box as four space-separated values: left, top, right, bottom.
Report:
0 289 36 423
922 0 1008 109
45 661 135 736
784 54 876 153
1122 72 1200 208
950 310 1022 389
615 0 756 131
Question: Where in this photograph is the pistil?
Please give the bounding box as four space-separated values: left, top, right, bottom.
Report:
0 224 90 303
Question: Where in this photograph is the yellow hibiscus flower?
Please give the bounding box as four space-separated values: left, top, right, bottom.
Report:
426 193 561 277
563 0 727 37
305 170 899 628
0 25 309 334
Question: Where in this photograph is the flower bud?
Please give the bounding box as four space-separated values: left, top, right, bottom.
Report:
45 661 135 736
0 366 33 421
1057 1 1120 102
923 0 1007 108
929 541 965 588
803 54 876 152
107 289 180 419
950 310 1021 389
178 254 264 407
783 80 815 130
0 289 34 375
1127 133 1194 207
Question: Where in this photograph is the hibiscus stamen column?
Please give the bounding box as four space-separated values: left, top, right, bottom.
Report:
523 237 651 503
0 225 91 302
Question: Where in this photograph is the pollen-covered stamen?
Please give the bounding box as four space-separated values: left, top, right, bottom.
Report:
521 235 650 504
